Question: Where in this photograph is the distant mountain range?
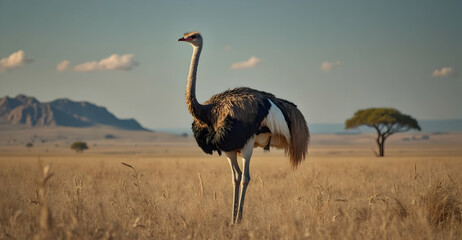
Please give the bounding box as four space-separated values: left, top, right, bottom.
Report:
2 94 460 134
0 95 147 131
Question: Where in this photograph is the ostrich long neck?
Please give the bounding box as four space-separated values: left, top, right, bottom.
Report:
186 45 209 123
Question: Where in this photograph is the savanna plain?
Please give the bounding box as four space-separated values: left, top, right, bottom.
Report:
1 127 461 239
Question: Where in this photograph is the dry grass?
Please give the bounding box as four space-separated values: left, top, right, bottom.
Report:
424 177 462 228
0 143 461 239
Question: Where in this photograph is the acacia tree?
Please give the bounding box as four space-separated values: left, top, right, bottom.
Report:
70 141 89 153
345 108 421 157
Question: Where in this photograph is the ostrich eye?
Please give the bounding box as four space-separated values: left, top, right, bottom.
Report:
191 35 197 39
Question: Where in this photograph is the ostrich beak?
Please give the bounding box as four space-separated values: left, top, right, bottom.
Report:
178 36 193 42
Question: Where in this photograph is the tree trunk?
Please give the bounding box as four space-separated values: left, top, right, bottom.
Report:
377 135 386 157
378 141 384 157
373 126 389 157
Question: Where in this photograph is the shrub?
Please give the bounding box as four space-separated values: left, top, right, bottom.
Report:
105 134 116 139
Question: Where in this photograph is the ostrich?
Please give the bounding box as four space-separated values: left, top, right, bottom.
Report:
178 31 310 224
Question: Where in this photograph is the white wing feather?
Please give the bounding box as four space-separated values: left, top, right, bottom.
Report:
262 99 291 143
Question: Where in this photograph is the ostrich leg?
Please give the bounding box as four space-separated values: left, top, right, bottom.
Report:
225 151 241 224
236 137 255 223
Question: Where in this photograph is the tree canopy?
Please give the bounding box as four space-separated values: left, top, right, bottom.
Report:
70 141 89 153
345 108 421 156
346 108 420 132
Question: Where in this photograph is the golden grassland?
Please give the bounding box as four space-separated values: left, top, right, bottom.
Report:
1 131 462 239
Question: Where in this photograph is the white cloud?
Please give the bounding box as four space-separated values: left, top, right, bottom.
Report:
56 60 70 72
230 56 261 69
0 50 33 72
320 61 341 71
74 61 100 72
432 67 454 77
73 54 138 72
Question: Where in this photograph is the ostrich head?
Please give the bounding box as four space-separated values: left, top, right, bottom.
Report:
178 31 202 47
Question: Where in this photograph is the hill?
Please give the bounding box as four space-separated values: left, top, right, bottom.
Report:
0 95 146 131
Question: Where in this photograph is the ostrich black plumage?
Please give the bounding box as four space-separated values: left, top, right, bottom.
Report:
178 31 310 224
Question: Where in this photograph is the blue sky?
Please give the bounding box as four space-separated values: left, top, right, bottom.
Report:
1 0 461 129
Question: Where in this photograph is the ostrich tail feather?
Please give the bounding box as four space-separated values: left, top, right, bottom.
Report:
271 99 310 168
